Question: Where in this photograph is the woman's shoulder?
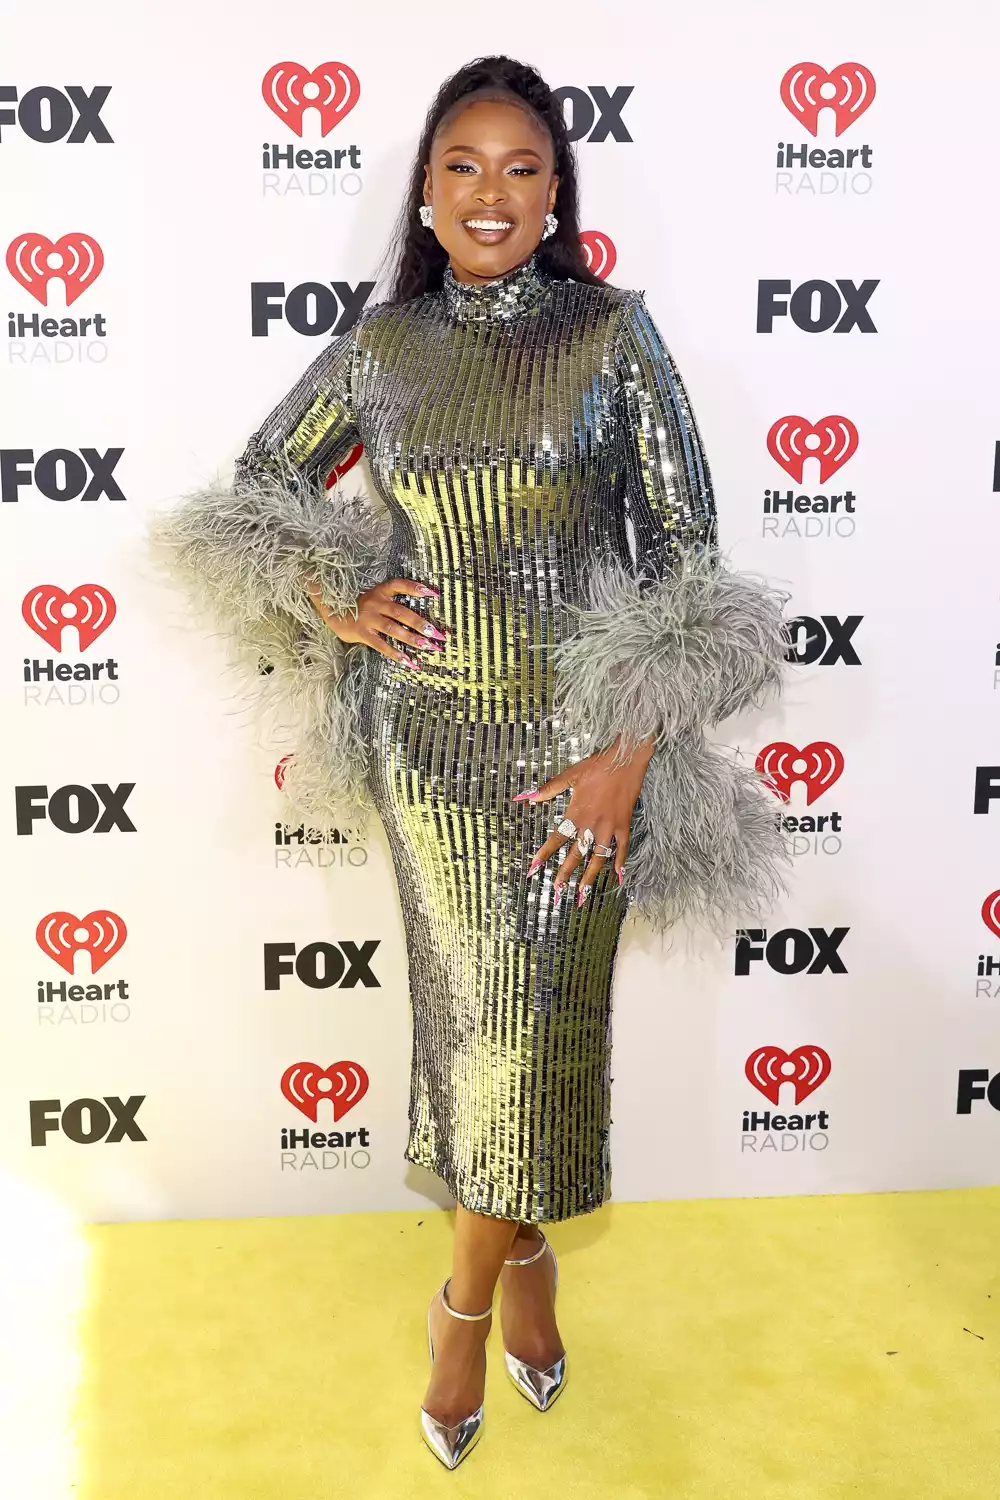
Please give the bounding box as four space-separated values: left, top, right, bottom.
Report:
352 293 415 334
349 288 442 346
550 275 644 321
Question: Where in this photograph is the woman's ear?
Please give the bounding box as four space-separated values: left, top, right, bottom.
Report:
422 164 432 205
547 175 559 213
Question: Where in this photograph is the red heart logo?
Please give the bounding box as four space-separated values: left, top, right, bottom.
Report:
281 1061 369 1122
6 232 104 306
766 415 859 485
746 1045 831 1105
756 741 844 806
36 910 127 974
22 584 116 652
261 61 360 137
324 443 363 487
779 62 876 138
579 230 617 281
982 891 1000 941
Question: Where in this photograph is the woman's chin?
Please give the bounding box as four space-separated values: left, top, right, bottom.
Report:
446 242 537 284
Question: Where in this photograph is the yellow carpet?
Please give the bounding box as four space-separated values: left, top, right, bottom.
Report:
17 1187 1000 1498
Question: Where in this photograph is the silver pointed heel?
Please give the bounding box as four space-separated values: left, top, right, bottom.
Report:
502 1230 568 1412
419 1276 493 1470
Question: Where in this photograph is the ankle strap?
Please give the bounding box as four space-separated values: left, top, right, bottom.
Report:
441 1277 493 1321
504 1230 549 1266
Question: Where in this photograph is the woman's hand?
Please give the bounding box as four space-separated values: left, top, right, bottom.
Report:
515 735 656 905
302 574 448 668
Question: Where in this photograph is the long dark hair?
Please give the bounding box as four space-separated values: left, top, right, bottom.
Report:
381 55 603 304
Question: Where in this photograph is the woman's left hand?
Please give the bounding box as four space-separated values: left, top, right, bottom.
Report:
516 735 655 905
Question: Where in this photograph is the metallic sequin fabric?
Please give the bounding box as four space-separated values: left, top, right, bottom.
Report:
241 253 717 1222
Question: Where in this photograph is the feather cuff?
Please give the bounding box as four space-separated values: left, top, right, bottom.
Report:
148 457 391 830
628 734 791 938
552 549 792 935
553 548 789 751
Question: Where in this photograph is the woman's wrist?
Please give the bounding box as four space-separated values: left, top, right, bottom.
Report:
301 573 350 640
607 733 655 768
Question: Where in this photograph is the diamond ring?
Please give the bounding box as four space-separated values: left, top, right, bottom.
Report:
556 817 577 839
576 827 595 857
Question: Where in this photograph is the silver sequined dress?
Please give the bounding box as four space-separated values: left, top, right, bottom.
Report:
156 252 789 1224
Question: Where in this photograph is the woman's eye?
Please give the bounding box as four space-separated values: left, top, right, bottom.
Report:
444 162 538 176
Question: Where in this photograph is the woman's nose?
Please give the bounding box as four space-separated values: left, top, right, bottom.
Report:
474 174 507 205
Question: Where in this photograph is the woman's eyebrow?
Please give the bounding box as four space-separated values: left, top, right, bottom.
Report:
441 144 546 162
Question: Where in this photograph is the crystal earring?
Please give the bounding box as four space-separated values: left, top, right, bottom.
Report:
541 212 558 241
419 203 434 228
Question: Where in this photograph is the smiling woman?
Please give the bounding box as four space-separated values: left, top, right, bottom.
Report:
423 96 559 273
150 52 789 1472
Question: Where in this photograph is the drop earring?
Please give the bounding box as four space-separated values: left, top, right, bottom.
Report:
541 212 558 240
419 204 434 228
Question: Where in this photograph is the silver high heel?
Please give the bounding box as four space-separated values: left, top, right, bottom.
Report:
501 1230 568 1411
419 1276 493 1470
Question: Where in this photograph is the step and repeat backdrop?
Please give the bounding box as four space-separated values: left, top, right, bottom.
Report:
3 0 999 1224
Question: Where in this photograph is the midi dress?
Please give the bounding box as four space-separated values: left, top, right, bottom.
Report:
154 252 789 1224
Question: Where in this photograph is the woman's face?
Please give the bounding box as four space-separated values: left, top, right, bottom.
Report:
423 98 559 285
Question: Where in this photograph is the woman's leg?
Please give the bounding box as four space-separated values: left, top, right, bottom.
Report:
422 1205 520 1425
499 1220 566 1370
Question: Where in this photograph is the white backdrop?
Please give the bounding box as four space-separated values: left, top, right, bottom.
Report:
4 0 1000 1224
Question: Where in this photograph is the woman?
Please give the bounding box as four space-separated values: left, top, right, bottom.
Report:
152 55 789 1470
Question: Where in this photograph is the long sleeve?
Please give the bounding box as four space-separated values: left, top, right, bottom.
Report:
616 291 718 575
552 292 791 935
149 316 391 831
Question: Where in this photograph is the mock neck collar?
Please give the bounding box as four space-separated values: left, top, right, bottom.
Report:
441 252 550 325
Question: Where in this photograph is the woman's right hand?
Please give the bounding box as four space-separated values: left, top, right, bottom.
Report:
302 574 448 669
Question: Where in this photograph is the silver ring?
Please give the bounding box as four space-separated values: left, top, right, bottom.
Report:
576 827 595 857
593 842 615 857
556 817 577 839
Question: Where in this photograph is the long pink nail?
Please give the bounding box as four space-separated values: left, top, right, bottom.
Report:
527 859 541 878
421 584 439 596
618 867 626 885
553 885 563 906
402 656 420 669
512 790 536 802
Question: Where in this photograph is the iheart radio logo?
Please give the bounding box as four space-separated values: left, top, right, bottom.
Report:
779 63 876 137
281 1061 369 1122
580 230 616 281
36 909 127 974
982 891 1000 941
757 741 844 805
6 232 104 306
767 415 859 485
22 584 116 651
261 62 360 136
746 1044 831 1105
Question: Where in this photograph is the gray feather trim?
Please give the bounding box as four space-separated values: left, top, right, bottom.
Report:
553 547 790 759
149 448 392 629
553 546 791 934
148 454 391 831
627 734 792 938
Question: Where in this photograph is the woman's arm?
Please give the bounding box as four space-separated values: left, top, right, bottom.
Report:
157 320 390 637
554 292 788 760
149 317 394 831
539 293 791 933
